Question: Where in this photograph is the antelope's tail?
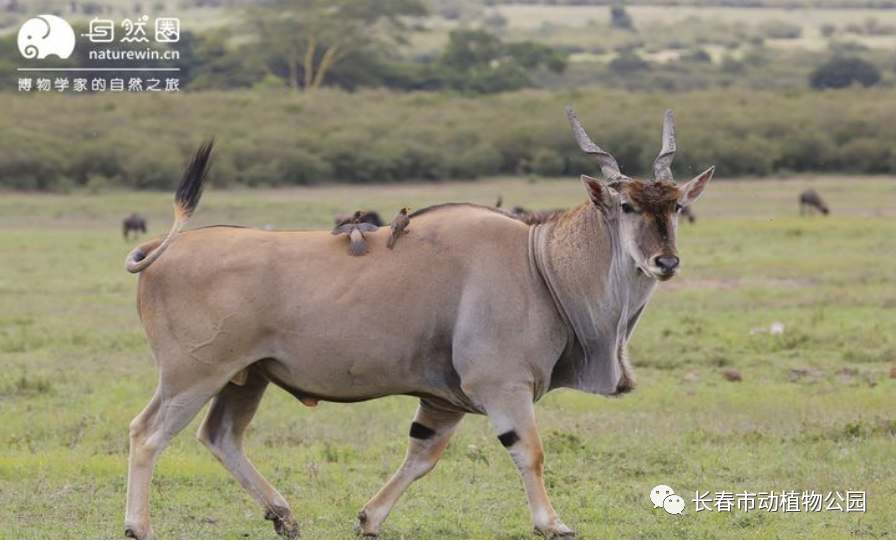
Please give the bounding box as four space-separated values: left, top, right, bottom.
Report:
125 139 215 273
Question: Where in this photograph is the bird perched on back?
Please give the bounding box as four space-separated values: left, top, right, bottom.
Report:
334 210 384 227
387 207 411 250
331 210 379 256
334 210 364 228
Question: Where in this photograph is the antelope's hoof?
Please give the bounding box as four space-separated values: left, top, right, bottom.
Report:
357 511 378 538
124 526 152 540
538 524 576 540
265 509 299 539
273 517 299 539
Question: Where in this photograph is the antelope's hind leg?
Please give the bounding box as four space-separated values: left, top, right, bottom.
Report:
197 369 299 539
358 401 465 536
125 369 229 539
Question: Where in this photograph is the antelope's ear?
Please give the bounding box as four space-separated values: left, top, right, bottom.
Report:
582 175 617 208
678 166 715 206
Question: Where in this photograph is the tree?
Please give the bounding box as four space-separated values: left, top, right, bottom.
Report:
609 50 649 74
246 0 426 90
809 56 881 89
178 31 266 90
439 29 567 94
610 4 634 31
681 48 712 63
756 20 801 40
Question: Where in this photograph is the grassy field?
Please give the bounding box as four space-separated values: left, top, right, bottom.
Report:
1 175 895 539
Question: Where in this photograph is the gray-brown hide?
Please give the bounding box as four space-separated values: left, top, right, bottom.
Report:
137 207 564 408
123 111 714 539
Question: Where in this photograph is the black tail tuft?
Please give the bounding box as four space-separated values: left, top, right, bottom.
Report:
175 138 215 220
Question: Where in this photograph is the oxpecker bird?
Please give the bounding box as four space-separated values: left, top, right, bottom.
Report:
331 211 379 256
387 207 411 250
335 210 364 228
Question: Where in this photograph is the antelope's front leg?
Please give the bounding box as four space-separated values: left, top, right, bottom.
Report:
358 401 464 536
485 388 574 539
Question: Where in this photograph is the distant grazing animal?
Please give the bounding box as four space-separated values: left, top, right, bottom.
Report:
799 189 829 216
122 213 146 240
387 207 411 250
331 213 379 256
723 369 742 382
680 205 696 224
121 108 714 540
334 210 383 228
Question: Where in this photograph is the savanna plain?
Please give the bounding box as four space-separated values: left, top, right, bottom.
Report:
1 176 894 539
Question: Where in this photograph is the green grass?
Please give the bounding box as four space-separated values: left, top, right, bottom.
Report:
1 176 895 539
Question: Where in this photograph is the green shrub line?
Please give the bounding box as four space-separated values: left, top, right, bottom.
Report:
2 87 895 191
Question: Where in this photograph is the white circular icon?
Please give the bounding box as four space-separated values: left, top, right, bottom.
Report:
18 15 76 60
663 494 685 515
650 485 675 508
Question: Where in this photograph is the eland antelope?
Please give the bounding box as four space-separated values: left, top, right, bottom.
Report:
122 110 714 539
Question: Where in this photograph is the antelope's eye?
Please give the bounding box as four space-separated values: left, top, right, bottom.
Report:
675 203 683 213
621 202 635 214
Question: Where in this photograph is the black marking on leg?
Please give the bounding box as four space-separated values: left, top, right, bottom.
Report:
409 421 436 440
498 430 520 447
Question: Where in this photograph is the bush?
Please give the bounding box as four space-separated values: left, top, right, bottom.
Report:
839 138 892 173
809 56 881 89
531 149 565 176
453 144 503 178
756 20 802 40
776 132 836 171
609 50 650 74
681 49 713 63
1 87 896 191
610 5 635 31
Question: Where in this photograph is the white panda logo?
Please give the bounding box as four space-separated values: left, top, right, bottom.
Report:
18 15 76 60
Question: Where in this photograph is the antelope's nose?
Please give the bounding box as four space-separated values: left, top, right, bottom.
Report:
654 255 680 273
